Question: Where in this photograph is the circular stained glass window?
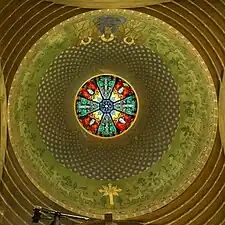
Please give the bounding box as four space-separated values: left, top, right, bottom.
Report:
75 74 138 138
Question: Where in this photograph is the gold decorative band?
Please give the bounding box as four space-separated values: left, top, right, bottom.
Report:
219 69 225 154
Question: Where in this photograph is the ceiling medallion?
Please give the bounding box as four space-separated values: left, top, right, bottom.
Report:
81 37 92 45
124 36 134 45
100 33 115 42
74 74 138 138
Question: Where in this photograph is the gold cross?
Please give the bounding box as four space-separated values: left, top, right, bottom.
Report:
99 183 122 205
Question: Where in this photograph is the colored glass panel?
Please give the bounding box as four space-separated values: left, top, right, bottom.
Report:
75 74 138 138
97 114 117 137
110 78 134 102
113 95 137 115
96 75 116 99
110 110 135 133
79 110 103 134
79 79 102 102
76 97 99 117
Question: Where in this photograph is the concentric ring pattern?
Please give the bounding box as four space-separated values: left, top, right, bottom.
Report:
75 74 138 138
36 39 180 180
7 8 218 219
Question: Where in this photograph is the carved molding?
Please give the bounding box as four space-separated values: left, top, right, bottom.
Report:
46 0 172 8
0 64 7 180
219 70 225 155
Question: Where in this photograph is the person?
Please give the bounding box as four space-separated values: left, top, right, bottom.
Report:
32 207 41 223
50 212 61 225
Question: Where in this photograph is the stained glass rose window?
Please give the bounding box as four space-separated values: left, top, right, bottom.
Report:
75 74 138 138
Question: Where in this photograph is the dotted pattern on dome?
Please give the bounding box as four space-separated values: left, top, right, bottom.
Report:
36 39 180 181
75 74 138 138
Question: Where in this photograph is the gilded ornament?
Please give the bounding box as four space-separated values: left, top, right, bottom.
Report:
101 33 115 42
99 183 122 206
123 37 134 45
81 37 92 45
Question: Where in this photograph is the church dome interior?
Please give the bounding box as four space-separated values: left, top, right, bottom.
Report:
0 0 225 225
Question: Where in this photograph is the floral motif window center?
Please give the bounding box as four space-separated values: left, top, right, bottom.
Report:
75 74 138 138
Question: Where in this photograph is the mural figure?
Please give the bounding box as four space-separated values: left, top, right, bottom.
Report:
93 15 127 34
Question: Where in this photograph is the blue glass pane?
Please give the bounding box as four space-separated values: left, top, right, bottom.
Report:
97 114 117 137
95 75 116 99
113 95 137 115
76 96 99 117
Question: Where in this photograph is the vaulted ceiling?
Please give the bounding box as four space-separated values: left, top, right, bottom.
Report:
0 0 224 225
